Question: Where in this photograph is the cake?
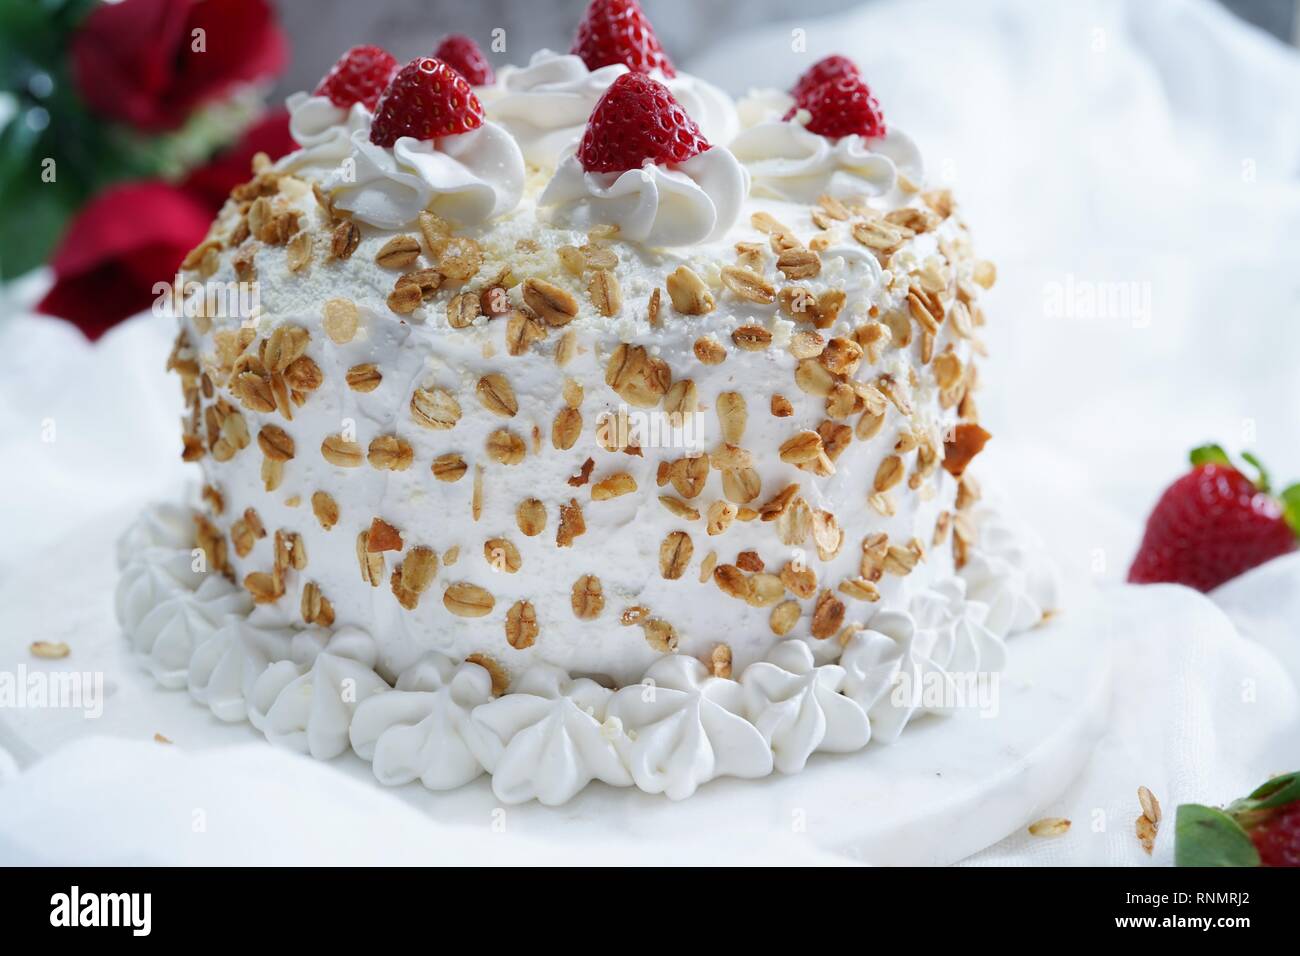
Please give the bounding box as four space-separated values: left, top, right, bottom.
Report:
119 0 1058 805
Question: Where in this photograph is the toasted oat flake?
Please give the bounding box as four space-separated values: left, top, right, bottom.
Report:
320 434 363 467
1028 817 1071 837
368 434 413 471
587 270 622 317
769 601 801 636
322 298 359 343
443 582 495 617
410 386 462 430
523 277 579 326
30 640 70 659
720 265 776 304
666 265 714 315
431 452 468 482
330 220 360 260
375 235 421 269
591 472 637 500
486 428 526 465
571 574 604 619
311 491 339 529
731 325 772 351
504 600 539 649
659 495 701 521
484 537 522 573
476 373 518 417
659 530 693 580
693 337 726 365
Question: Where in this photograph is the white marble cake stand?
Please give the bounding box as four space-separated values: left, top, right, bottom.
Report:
0 512 1110 866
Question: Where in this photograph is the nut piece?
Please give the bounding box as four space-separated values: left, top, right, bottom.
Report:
592 472 637 500
943 423 992 477
30 640 71 659
311 491 339 529
706 500 737 535
556 497 586 547
659 530 693 580
320 434 363 467
322 298 359 344
476 373 518 417
505 600 539 649
666 265 715 315
431 453 468 482
516 498 547 536
443 582 495 618
410 386 462 430
571 574 604 619
523 277 579 326
375 235 421 269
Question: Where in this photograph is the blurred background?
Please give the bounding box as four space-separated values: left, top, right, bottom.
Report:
273 0 1300 96
1 0 1298 583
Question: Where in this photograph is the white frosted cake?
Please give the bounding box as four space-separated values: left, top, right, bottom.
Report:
120 0 1057 804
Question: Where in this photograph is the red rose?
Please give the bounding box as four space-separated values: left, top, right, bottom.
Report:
182 107 294 211
71 0 287 132
37 182 212 340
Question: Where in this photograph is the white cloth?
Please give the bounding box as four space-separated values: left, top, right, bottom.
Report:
1 0 1299 864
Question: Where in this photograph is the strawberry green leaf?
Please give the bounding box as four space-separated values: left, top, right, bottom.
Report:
1189 444 1232 469
1239 451 1271 493
1175 804 1261 867
1280 484 1300 540
1241 771 1300 812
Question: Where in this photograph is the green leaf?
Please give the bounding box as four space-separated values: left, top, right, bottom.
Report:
1280 485 1300 540
1189 444 1232 469
1240 451 1271 492
1175 804 1261 867
1242 771 1300 812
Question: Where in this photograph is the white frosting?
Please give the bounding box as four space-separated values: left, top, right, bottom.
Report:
349 653 493 790
247 628 389 760
115 550 206 633
485 50 739 169
129 575 252 688
324 123 525 229
741 641 870 774
959 505 1060 637
605 656 771 799
911 577 1007 676
469 665 632 805
839 608 949 743
539 146 748 246
114 502 193 569
276 92 372 176
730 120 922 204
188 618 294 722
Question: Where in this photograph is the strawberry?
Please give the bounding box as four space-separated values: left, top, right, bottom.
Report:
784 73 886 139
1128 445 1299 592
434 34 495 86
313 45 399 111
791 54 860 106
369 57 484 147
1177 772 1300 867
577 72 709 173
571 0 676 78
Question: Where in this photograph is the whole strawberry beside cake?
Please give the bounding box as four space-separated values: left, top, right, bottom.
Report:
121 0 1058 805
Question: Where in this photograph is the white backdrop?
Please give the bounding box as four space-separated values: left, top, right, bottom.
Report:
1 0 1298 864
